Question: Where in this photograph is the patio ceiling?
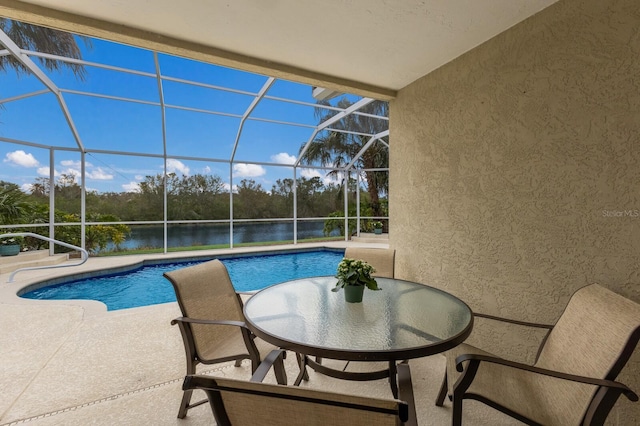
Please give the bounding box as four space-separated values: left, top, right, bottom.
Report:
0 0 558 100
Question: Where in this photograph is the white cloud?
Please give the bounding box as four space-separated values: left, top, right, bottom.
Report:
34 161 113 182
37 166 56 177
60 168 81 178
4 150 40 167
271 152 296 165
122 181 141 193
300 168 322 179
233 163 266 178
222 183 238 193
134 175 144 180
300 168 340 186
21 183 33 193
166 159 190 176
86 167 114 180
60 160 93 168
202 166 211 174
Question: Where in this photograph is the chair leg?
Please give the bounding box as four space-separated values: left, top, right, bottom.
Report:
273 351 288 385
450 359 480 426
452 391 463 426
177 389 193 419
178 356 197 418
294 353 310 385
234 359 242 367
435 372 448 406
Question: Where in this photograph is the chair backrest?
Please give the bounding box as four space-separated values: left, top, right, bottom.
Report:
164 259 244 358
536 284 640 378
184 374 408 426
344 247 395 278
534 284 640 421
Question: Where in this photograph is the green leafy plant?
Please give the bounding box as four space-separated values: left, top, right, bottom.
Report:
0 236 22 246
0 182 32 225
332 258 380 292
372 221 383 229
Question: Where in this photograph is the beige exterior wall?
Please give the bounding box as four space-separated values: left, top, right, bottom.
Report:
390 0 639 423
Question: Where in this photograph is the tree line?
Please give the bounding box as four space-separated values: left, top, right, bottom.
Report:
1 172 386 253
29 172 356 221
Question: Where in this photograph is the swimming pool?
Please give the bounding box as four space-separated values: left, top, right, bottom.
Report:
21 249 344 311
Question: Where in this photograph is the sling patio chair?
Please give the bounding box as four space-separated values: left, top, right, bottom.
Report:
164 259 287 419
344 247 395 278
183 348 418 426
435 284 640 425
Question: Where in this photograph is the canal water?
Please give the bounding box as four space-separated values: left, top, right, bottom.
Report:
111 221 337 251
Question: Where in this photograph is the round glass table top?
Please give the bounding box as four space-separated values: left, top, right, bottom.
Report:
244 276 473 361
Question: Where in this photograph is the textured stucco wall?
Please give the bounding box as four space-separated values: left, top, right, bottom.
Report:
390 0 639 423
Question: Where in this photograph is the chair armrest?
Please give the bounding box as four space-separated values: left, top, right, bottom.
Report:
249 349 287 382
455 353 639 401
474 312 554 330
171 317 249 330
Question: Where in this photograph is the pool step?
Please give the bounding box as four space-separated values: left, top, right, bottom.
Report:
0 250 70 275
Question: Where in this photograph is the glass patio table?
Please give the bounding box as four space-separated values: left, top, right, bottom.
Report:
243 276 474 397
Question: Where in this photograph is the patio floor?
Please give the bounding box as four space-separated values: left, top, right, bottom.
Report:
0 242 519 425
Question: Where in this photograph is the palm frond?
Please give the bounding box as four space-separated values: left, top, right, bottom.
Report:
0 19 90 80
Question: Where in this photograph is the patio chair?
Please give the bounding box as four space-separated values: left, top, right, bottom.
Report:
183 348 418 426
164 259 287 419
435 284 640 425
334 247 396 371
344 247 395 278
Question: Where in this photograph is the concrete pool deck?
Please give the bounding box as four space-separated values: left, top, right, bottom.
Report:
0 241 516 425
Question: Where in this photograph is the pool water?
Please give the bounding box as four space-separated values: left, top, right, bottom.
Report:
22 250 344 311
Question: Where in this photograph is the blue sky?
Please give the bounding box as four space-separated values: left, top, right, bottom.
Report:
1 35 366 194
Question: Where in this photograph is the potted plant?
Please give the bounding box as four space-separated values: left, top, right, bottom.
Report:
332 258 380 303
372 221 383 235
0 237 21 256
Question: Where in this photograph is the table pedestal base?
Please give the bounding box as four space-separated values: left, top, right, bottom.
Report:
294 354 403 398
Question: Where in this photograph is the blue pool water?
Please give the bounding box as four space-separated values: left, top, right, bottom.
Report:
22 249 344 311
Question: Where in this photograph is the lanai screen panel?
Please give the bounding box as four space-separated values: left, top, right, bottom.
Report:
250 98 318 126
52 151 81 215
0 143 50 192
231 164 294 220
157 54 268 93
161 79 254 115
168 223 231 250
78 39 157 73
51 65 159 102
1 66 47 99
0 93 77 148
165 108 240 159
81 152 163 194
81 153 168 222
233 120 311 164
164 158 230 221
64 94 163 154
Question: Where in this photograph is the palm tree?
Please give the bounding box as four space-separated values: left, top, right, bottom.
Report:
0 19 89 79
299 99 389 217
0 181 31 225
